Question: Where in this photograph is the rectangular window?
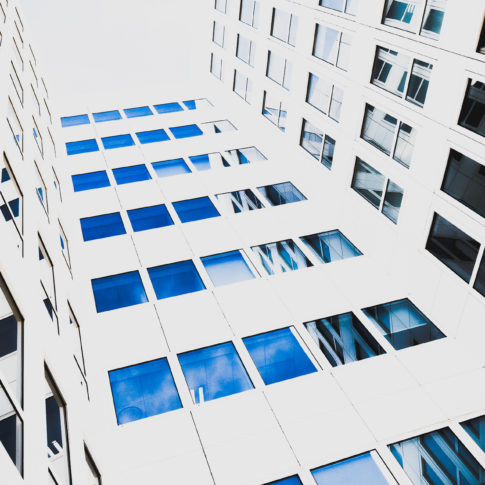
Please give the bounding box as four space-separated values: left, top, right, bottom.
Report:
363 298 445 350
66 139 99 156
216 189 263 213
178 342 253 403
236 34 255 66
267 51 292 90
222 146 266 165
123 106 152 118
10 63 23 105
202 250 255 286
39 237 56 317
306 73 343 122
0 382 23 474
109 358 182 425
80 212 126 242
173 196 220 223
458 79 485 138
478 21 485 54
92 110 121 122
211 52 223 79
215 0 227 13
262 91 287 132
67 306 85 375
33 118 43 156
271 8 298 46
426 213 480 283
301 119 335 168
320 0 359 15
201 119 237 133
153 102 183 114
169 124 203 139
258 182 306 206
213 21 225 47
101 134 135 150
0 154 23 247
72 171 110 192
461 415 485 452
152 158 191 178
300 230 361 263
112 164 151 185
240 0 259 28
34 163 48 214
313 24 352 71
135 129 169 144
252 240 312 275
183 98 213 110
91 271 148 313
322 135 336 169
127 204 173 232
61 114 89 127
233 70 253 103
7 99 23 152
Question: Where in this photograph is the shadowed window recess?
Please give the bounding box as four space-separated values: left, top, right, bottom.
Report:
80 212 126 242
202 250 256 286
112 165 151 185
0 383 23 474
252 239 312 275
127 204 173 232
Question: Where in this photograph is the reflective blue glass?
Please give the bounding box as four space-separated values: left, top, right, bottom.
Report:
178 342 253 404
72 171 110 192
91 271 148 313
252 240 312 275
92 110 122 122
183 100 197 110
243 328 316 385
61 114 89 127
80 212 126 241
66 139 99 156
312 453 389 485
461 415 485 453
127 204 173 232
112 165 151 185
154 102 183 114
258 182 306 206
152 159 191 178
148 260 205 300
363 298 445 350
109 358 182 425
123 106 153 118
172 196 220 223
101 134 135 150
169 124 203 139
136 129 170 144
267 476 302 485
201 250 255 287
301 230 361 263
189 154 211 171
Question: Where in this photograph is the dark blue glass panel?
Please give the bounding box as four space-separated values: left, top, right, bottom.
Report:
154 102 183 114
301 230 361 263
267 476 302 485
72 171 110 192
201 250 255 286
123 106 153 118
61 114 89 127
101 134 135 150
178 342 253 404
258 182 306 206
169 124 203 139
127 204 173 232
148 260 205 300
92 110 122 122
152 159 191 178
80 212 126 241
461 415 485 453
183 100 197 110
0 413 18 469
91 271 148 313
112 165 151 185
109 358 182 425
243 328 316 385
312 453 389 485
66 139 99 156
136 129 170 144
0 315 17 358
172 196 219 223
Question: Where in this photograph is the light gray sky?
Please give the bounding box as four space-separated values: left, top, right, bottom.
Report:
19 0 209 113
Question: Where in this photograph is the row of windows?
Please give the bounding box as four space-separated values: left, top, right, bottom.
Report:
91 229 360 312
65 120 236 155
60 98 212 128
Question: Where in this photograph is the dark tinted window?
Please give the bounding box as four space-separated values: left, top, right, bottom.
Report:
458 79 485 137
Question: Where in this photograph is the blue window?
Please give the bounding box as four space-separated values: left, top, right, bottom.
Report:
127 204 173 232
72 171 110 192
92 110 122 123
169 124 203 139
109 358 182 425
178 342 253 404
91 271 148 313
243 328 316 385
61 114 89 127
258 182 306 206
112 165 151 185
66 139 99 156
101 134 135 150
183 99 212 110
312 453 390 485
123 106 153 118
172 196 220 223
152 159 191 178
251 240 312 275
305 312 385 367
201 250 255 287
148 260 205 300
154 102 183 114
189 154 212 171
267 477 302 485
362 298 445 350
136 129 170 144
301 230 361 263
80 212 126 241
461 415 485 452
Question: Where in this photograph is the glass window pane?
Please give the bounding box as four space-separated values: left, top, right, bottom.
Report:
307 73 332 115
351 159 386 208
322 135 336 169
136 129 169 144
112 165 151 185
300 119 323 160
271 9 292 43
109 358 182 425
172 196 220 223
91 271 148 313
236 34 254 65
178 342 253 404
361 104 397 156
406 59 432 107
170 124 203 139
258 182 306 206
301 230 361 263
305 312 385 367
80 212 126 241
473 253 485 297
61 114 89 127
426 213 480 283
267 51 286 86
243 328 316 385
66 139 99 156
329 86 344 121
92 110 121 122
252 240 312 275
216 189 263 213
363 298 445 350
223 147 266 165
421 0 447 38
202 250 255 286
153 102 183 114
189 153 224 171
0 384 22 473
266 477 302 485
458 79 485 138
336 32 352 71
123 106 152 118
152 159 191 178
461 415 485 453
382 180 404 223
148 260 205 300
320 0 345 11
72 171 110 192
393 121 416 167
313 25 340 65
101 134 135 150
372 47 410 98
127 204 173 232
383 0 423 33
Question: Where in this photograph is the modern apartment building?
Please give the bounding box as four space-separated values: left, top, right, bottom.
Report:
1 0 485 484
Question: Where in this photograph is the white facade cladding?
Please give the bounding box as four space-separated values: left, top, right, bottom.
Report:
1 0 485 484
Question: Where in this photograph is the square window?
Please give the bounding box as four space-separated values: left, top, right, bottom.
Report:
201 250 255 286
153 102 183 114
362 298 445 350
301 230 361 263
112 165 151 185
127 204 173 232
101 134 135 150
72 171 110 192
172 196 220 223
216 189 263 213
169 124 203 139
258 182 306 206
252 240 312 275
148 260 206 300
91 271 148 313
136 129 169 144
461 415 485 452
109 358 182 425
92 110 121 122
123 106 153 118
80 212 126 242
178 342 253 404
66 139 99 156
243 327 316 385
152 159 191 178
61 114 89 127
